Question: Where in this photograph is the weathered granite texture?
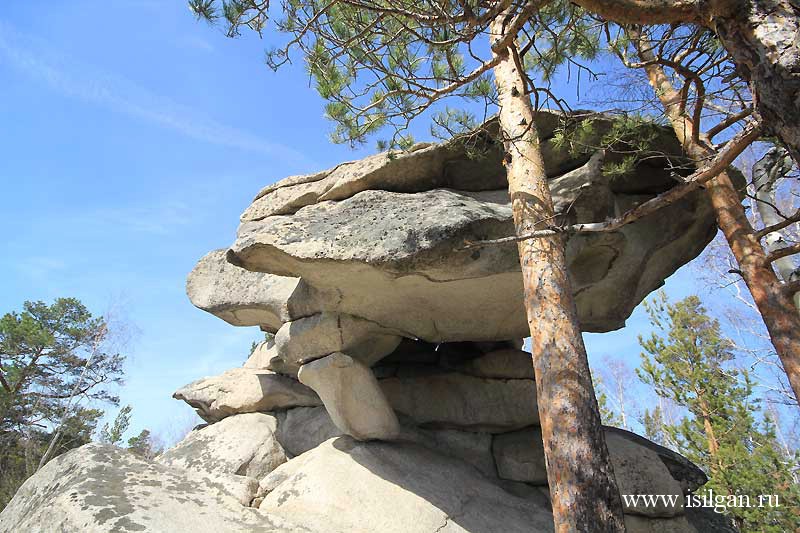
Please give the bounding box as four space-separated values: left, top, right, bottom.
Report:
217 110 715 343
0 112 739 532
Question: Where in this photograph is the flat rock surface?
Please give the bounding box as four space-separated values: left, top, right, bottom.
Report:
257 436 555 533
0 444 311 533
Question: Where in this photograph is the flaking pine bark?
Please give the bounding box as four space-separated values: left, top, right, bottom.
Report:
490 13 626 533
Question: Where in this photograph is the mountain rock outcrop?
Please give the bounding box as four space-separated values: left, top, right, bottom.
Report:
0 111 736 532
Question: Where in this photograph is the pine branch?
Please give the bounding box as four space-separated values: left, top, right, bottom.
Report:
705 106 753 139
464 118 761 249
767 243 800 264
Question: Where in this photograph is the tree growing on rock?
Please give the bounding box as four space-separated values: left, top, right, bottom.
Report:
126 429 162 460
0 298 125 509
99 404 132 446
99 404 163 459
189 0 627 529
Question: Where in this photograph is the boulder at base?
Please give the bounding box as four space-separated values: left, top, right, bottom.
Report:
256 436 556 533
0 444 309 533
1 439 732 533
157 412 288 479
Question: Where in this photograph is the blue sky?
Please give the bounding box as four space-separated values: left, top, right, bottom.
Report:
0 0 719 442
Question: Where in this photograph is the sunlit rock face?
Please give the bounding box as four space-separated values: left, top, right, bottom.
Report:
1 112 738 533
194 110 715 344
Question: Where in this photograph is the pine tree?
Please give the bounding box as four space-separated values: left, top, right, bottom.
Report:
639 292 800 532
188 1 626 529
568 0 800 170
0 298 125 510
99 405 132 446
127 429 161 460
610 23 800 406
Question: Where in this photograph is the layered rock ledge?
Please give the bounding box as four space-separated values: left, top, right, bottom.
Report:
0 111 737 532
197 111 714 344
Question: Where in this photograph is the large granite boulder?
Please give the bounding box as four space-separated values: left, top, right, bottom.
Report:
223 111 715 341
255 436 556 533
0 444 309 533
232 183 713 340
158 412 288 479
173 367 321 422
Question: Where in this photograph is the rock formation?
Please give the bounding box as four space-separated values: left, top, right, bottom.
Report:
0 111 735 532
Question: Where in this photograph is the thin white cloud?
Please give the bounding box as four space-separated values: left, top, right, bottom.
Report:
0 20 308 163
84 200 196 236
176 34 216 53
14 256 68 280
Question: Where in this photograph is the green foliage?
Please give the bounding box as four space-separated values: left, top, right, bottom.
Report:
127 429 161 460
0 298 125 511
641 405 669 447
0 298 124 424
593 375 623 427
601 157 636 178
550 113 668 178
522 1 600 83
187 0 610 152
639 293 800 532
98 405 161 460
99 405 132 446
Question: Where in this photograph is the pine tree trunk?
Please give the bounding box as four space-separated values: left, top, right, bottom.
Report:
698 401 722 472
701 168 800 404
712 0 800 167
634 33 800 405
490 16 626 533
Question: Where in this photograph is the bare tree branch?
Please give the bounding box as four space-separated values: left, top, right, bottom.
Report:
767 243 800 264
464 118 761 248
